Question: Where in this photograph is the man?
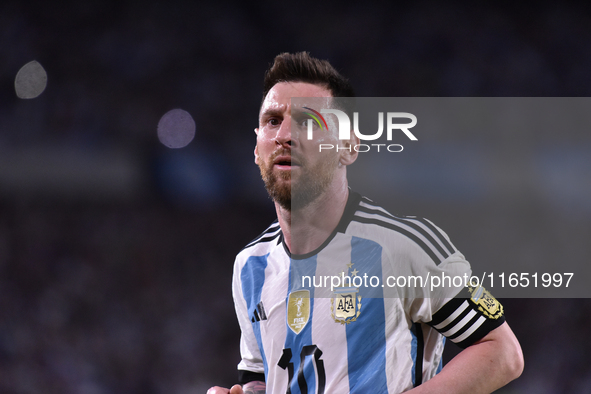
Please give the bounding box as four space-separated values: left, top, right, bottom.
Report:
209 52 523 393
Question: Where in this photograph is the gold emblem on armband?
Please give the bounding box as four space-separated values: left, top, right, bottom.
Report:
468 285 504 319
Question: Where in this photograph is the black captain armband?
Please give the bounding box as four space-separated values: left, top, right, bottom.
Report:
238 370 265 385
427 286 505 349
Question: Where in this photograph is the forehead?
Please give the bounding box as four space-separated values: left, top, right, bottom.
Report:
260 82 332 116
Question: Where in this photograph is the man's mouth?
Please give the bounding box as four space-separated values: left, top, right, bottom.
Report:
273 155 300 169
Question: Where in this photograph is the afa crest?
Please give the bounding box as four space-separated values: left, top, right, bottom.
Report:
287 290 310 334
331 287 362 325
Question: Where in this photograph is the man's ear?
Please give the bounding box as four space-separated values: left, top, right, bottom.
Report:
338 133 359 166
254 128 259 165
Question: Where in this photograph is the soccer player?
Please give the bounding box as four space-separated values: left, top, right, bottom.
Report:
208 52 523 393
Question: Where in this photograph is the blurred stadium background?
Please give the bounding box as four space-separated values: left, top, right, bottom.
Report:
1 1 590 392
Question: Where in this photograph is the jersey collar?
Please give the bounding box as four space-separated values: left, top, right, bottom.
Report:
283 189 362 260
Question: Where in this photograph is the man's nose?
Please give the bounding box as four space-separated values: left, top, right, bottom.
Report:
275 117 294 147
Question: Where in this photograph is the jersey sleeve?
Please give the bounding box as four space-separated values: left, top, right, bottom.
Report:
403 251 472 323
398 221 505 349
232 255 266 384
426 285 505 349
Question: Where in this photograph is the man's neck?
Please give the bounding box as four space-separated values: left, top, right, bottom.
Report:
276 179 350 256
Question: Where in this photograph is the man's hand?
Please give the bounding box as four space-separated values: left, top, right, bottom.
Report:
207 384 244 394
208 381 266 394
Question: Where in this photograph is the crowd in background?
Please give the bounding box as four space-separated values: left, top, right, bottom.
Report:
1 1 590 392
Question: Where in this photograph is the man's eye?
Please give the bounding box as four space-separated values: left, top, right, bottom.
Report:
268 118 280 126
293 115 312 128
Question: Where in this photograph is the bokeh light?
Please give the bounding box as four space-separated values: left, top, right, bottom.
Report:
157 109 196 149
15 60 47 99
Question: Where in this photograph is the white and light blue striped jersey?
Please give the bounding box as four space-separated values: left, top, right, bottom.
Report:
233 191 505 393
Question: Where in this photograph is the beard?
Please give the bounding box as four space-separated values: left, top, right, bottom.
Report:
258 149 339 211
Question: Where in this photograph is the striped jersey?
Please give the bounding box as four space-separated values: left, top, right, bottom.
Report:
233 191 505 393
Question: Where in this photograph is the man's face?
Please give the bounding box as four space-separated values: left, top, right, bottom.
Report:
255 82 341 211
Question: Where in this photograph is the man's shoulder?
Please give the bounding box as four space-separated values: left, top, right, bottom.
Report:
347 194 428 234
348 194 458 265
236 220 283 259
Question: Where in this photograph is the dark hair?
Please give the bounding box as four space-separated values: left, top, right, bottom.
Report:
262 52 355 101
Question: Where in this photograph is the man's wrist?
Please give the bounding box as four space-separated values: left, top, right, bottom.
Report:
242 380 266 394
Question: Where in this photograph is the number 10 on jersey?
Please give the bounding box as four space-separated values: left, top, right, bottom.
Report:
278 345 326 394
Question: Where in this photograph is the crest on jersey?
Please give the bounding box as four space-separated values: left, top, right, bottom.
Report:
331 287 362 324
287 290 310 334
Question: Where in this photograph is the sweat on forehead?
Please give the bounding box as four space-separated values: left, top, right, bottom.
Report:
259 82 334 117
